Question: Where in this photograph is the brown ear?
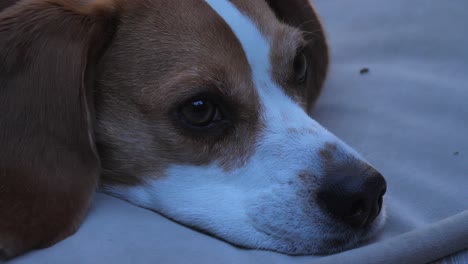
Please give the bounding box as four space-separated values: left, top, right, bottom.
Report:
0 0 117 259
265 0 329 109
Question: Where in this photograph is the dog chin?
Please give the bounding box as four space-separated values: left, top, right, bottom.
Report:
250 208 387 256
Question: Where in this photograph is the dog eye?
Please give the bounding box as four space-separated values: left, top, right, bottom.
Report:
180 99 220 127
293 51 308 84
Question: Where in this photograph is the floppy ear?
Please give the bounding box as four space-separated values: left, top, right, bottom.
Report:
265 0 329 109
0 0 117 259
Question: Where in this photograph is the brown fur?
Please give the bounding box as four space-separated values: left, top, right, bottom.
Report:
222 0 329 109
0 0 116 259
265 0 329 109
0 0 329 259
0 0 17 11
94 0 261 186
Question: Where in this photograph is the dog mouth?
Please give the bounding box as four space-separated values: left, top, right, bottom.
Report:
312 228 380 255
252 228 378 256
147 203 381 256
249 210 386 256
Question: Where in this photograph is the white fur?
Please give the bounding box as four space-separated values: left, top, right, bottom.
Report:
104 0 384 254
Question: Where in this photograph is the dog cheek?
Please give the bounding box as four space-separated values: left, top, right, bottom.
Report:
246 187 312 235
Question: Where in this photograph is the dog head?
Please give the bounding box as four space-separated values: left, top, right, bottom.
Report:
0 0 386 257
95 0 387 254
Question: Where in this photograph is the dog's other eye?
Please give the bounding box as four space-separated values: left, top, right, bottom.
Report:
180 99 221 127
293 51 308 84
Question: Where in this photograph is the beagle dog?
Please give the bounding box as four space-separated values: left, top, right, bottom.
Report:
0 0 387 259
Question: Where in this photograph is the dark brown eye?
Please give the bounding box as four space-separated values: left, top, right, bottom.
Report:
180 99 219 127
293 52 308 84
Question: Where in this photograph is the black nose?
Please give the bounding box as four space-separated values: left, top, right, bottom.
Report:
317 167 387 228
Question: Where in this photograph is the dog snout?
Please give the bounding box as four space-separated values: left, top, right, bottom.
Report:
317 166 387 228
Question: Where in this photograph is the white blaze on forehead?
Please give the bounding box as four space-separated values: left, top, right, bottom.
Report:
204 0 298 124
205 0 271 86
203 0 293 125
204 0 343 140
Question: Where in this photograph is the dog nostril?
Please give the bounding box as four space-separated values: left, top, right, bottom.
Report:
349 199 365 218
377 191 384 212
